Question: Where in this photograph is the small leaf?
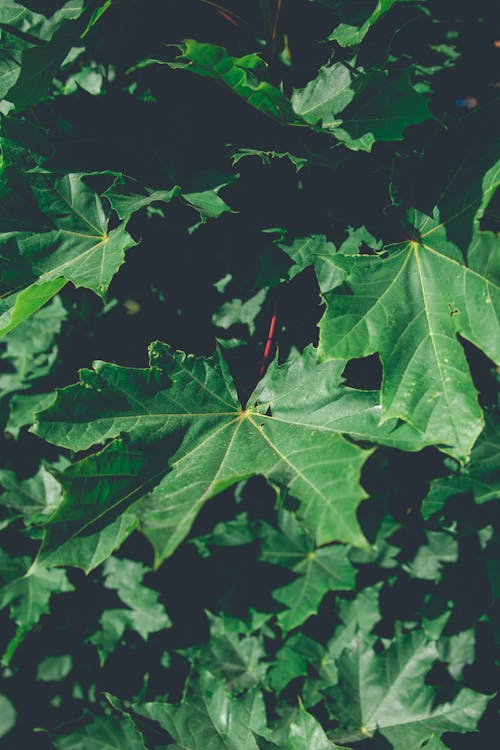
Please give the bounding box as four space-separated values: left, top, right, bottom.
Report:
0 693 16 738
260 511 356 632
188 613 267 692
422 415 500 519
36 654 72 682
285 703 346 750
404 530 458 581
275 234 344 293
89 556 171 664
0 548 74 656
0 172 136 336
326 0 405 47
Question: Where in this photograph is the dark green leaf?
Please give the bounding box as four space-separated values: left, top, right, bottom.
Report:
260 511 356 631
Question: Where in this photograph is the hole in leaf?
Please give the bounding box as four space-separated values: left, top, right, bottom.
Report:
341 353 383 391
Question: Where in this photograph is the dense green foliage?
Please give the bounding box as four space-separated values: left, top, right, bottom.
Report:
0 1 499 747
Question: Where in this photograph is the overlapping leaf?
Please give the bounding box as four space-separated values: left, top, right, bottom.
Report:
0 1 86 109
283 703 347 750
168 40 303 125
89 556 171 664
163 41 431 151
326 629 489 747
134 672 268 750
53 715 146 750
319 136 500 460
292 64 433 151
421 415 500 520
0 295 65 400
103 171 237 226
259 511 356 632
323 0 407 47
0 171 136 336
34 343 445 567
0 548 73 659
185 613 268 693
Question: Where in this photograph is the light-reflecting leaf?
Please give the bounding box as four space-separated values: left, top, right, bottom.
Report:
285 702 346 750
292 64 433 151
135 672 268 750
325 0 406 47
404 530 458 581
168 40 303 125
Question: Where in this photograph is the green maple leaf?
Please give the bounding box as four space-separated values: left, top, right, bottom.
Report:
327 629 489 747
324 0 408 47
168 40 303 126
0 172 136 337
89 556 171 665
53 715 146 750
292 64 433 151
39 513 139 575
259 511 356 632
186 613 268 693
33 344 441 568
32 343 378 564
0 548 74 659
134 672 268 750
319 133 500 460
269 632 323 694
421 414 500 520
275 234 344 293
0 2 85 107
103 171 237 225
0 465 62 524
284 703 347 750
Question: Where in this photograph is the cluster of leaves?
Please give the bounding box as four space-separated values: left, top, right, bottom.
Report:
0 0 499 747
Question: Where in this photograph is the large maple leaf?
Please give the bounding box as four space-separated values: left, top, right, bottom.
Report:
319 128 500 460
33 345 432 568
